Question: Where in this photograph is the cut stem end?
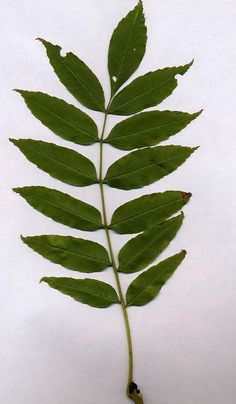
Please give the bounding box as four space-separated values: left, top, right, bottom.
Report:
128 381 144 403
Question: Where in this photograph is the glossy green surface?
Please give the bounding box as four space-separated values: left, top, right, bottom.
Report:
126 251 186 306
14 186 102 231
118 214 184 273
111 191 191 234
10 139 98 186
16 90 98 145
108 1 147 95
38 38 105 111
41 277 119 308
22 235 111 273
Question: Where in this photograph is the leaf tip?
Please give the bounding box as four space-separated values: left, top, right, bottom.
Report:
181 249 187 257
9 138 18 146
36 37 61 52
180 59 194 75
20 235 27 243
40 277 47 284
182 192 192 201
193 145 200 152
192 109 203 120
36 37 44 43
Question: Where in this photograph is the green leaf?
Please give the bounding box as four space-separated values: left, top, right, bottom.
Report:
108 61 193 115
14 186 102 231
105 110 201 150
108 1 147 95
41 277 119 308
15 90 98 145
126 251 186 306
111 191 191 234
118 214 183 273
10 139 98 187
22 235 111 273
38 38 105 112
104 145 197 190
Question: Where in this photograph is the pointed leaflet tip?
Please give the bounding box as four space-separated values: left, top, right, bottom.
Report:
9 138 18 145
192 109 203 119
36 37 44 44
193 145 200 151
36 37 48 46
13 89 26 97
36 37 62 52
12 187 20 194
178 59 194 76
20 235 27 243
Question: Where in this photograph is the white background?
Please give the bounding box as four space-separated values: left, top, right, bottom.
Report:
1 1 236 403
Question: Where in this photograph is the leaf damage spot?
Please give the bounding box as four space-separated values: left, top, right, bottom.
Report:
112 76 117 82
60 48 68 57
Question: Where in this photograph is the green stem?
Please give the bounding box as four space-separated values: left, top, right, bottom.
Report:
99 106 143 403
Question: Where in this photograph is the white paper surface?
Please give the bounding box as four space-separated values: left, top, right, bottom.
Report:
1 1 236 403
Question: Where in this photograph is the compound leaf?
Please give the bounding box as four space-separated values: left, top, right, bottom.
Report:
108 1 147 95
41 277 119 308
15 90 98 145
22 235 111 273
104 145 197 190
108 61 193 115
126 251 186 306
10 139 98 187
118 213 183 273
105 110 201 150
111 190 191 234
14 186 102 231
38 38 105 112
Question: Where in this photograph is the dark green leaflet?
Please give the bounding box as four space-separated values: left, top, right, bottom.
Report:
105 110 201 150
10 139 98 187
118 214 183 273
111 191 191 234
15 90 98 145
104 145 197 190
41 277 119 308
14 186 102 231
22 235 111 273
108 61 193 115
108 1 147 95
126 251 186 306
38 38 105 112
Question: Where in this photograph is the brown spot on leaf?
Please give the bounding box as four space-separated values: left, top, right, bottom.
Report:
182 192 192 200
